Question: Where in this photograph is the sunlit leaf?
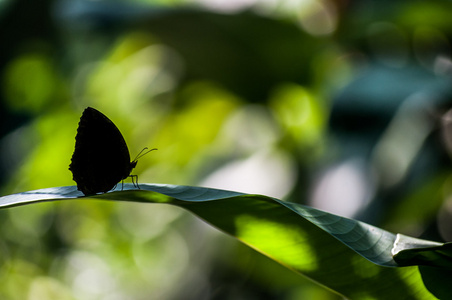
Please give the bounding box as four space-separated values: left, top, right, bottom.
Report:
0 184 446 299
393 235 452 269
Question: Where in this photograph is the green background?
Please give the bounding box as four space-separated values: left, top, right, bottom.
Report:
1 0 452 299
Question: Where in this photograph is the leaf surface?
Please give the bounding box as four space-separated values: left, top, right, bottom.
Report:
0 184 445 299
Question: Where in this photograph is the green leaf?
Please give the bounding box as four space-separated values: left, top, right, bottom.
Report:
393 235 452 269
0 184 445 299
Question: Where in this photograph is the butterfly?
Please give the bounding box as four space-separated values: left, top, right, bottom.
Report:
69 107 156 195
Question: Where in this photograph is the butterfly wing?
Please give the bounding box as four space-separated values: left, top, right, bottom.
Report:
69 107 133 195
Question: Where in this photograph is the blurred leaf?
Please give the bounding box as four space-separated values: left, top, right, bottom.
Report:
0 184 447 299
399 2 452 30
145 10 320 102
269 83 326 153
3 52 65 113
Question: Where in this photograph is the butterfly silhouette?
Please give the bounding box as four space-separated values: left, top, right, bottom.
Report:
69 107 156 195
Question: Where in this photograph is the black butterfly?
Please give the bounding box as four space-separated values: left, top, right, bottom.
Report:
69 107 156 195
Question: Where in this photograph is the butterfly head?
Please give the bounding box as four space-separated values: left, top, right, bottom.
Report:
125 147 157 180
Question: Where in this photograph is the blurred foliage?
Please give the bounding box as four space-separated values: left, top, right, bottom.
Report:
1 0 452 299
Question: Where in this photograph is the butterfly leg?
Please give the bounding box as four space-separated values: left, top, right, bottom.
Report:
130 174 140 189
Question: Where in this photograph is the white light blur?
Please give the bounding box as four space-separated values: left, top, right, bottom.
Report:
201 149 297 199
194 0 257 13
66 251 116 300
371 93 434 188
297 0 337 36
434 55 452 76
310 158 375 218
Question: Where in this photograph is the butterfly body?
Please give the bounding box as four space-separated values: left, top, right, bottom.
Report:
69 107 138 195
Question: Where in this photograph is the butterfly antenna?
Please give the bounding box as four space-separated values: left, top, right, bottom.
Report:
133 147 157 162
